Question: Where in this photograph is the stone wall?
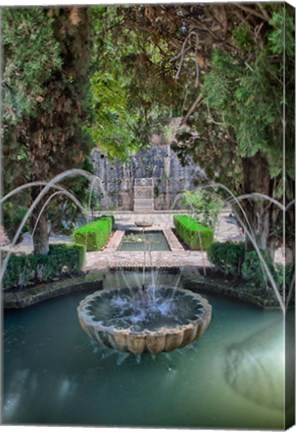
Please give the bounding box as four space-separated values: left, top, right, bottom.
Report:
91 144 204 210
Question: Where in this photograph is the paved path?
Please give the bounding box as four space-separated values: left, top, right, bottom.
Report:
86 226 210 271
1 212 285 270
85 213 244 272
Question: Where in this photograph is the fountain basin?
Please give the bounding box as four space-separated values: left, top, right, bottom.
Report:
118 230 171 251
77 286 212 354
135 221 153 228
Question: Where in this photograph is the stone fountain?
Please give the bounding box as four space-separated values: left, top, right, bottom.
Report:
77 285 212 354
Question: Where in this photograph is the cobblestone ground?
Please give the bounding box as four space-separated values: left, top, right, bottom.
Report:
1 212 285 269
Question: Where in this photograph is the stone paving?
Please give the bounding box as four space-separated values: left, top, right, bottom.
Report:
85 212 243 272
1 211 285 270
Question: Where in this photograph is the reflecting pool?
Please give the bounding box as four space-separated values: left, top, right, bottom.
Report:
118 231 171 251
3 270 288 429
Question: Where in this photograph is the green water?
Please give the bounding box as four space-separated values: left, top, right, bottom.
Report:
3 270 289 428
118 230 171 251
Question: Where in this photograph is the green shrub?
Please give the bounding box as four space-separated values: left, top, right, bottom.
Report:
99 214 115 230
3 243 85 289
272 263 293 289
241 250 275 288
207 241 293 289
207 241 245 276
99 214 115 229
49 243 86 273
286 263 294 288
174 215 214 250
182 190 224 228
3 255 34 288
72 215 113 251
243 256 294 290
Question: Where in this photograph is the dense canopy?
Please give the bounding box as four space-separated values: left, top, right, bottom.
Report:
2 3 294 258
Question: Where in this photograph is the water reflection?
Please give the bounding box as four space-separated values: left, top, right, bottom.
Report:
225 319 284 410
3 271 286 429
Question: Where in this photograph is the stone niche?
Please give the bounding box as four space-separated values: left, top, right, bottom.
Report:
91 144 205 211
134 178 154 211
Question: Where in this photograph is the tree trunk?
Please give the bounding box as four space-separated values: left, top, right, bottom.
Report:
25 8 91 256
31 189 49 255
240 152 280 261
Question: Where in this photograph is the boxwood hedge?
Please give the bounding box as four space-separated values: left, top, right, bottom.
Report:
72 215 114 251
3 243 85 289
207 242 293 289
173 215 214 250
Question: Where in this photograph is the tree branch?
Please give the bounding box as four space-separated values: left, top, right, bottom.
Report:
206 102 226 126
181 93 203 125
257 3 271 21
171 30 200 87
234 4 269 22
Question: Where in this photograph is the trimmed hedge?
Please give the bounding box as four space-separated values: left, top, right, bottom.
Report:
101 214 115 229
173 215 214 250
207 242 292 289
72 215 114 251
3 243 85 289
207 241 245 276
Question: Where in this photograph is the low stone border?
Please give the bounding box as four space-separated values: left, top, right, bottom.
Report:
104 229 125 252
86 228 211 270
3 271 106 309
162 228 184 252
105 227 185 253
181 271 282 310
3 265 285 311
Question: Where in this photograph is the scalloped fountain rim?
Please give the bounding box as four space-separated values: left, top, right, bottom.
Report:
77 287 212 354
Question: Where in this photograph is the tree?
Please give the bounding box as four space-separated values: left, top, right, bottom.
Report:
88 6 181 161
104 3 294 260
3 4 294 261
174 4 294 259
3 7 93 254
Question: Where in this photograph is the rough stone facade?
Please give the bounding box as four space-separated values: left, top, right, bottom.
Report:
91 144 204 210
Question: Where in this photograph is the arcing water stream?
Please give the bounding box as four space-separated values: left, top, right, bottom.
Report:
1 171 294 428
0 169 105 287
171 183 293 312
